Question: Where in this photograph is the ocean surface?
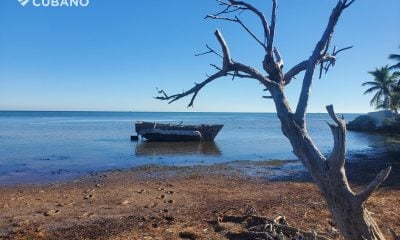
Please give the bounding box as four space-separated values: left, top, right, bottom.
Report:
0 111 391 185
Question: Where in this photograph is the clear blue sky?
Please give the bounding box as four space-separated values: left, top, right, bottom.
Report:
0 0 399 113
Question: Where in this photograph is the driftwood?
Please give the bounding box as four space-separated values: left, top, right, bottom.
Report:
213 206 332 240
155 1 391 239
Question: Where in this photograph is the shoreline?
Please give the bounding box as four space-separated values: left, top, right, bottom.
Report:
1 146 399 188
1 159 399 239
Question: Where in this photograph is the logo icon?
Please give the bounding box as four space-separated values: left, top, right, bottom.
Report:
18 0 30 6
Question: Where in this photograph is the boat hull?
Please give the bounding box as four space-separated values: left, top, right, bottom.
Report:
135 122 223 142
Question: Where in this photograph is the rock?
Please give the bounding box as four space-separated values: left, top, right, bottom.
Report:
164 215 174 222
179 231 198 240
347 115 377 131
347 113 400 134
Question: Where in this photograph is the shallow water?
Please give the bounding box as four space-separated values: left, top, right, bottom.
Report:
0 111 394 185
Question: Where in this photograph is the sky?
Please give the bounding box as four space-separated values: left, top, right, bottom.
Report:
0 0 399 113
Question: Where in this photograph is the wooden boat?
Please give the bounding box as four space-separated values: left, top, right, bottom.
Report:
135 121 223 142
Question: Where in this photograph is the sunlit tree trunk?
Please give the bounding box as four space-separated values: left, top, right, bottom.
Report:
156 1 391 239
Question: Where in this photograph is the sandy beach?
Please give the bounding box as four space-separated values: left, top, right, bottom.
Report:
1 159 399 240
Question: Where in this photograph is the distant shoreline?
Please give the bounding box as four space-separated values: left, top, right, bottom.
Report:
0 110 368 114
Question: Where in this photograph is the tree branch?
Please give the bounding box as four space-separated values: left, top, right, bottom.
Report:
326 105 346 169
156 29 274 107
356 166 392 203
235 16 267 51
206 11 268 51
195 44 223 58
321 46 353 77
284 60 308 85
267 0 277 56
228 0 271 41
284 52 342 85
209 0 271 46
294 1 351 125
213 30 233 69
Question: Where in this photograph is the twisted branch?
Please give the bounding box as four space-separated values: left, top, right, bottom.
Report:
356 166 392 203
326 105 346 169
155 30 274 107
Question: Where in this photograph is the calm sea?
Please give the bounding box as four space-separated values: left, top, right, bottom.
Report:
0 111 387 185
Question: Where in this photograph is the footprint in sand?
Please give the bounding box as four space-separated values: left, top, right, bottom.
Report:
166 190 174 195
83 194 94 200
157 194 165 199
163 199 175 204
44 210 60 216
144 203 157 208
80 212 95 218
137 189 145 193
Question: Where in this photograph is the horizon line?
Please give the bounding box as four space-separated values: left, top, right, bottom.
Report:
0 109 369 114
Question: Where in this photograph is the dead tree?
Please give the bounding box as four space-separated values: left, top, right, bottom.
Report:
156 1 391 239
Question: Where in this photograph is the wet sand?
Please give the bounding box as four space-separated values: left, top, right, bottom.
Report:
1 160 399 240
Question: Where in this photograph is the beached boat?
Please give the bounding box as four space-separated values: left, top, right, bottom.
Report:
135 121 223 142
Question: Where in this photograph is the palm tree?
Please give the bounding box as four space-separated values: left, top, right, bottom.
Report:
362 66 399 110
390 85 400 113
389 46 400 71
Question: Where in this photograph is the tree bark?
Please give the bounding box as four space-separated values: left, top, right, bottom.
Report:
270 87 388 240
156 1 391 239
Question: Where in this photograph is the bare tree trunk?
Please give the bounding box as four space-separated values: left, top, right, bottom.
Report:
156 1 392 239
271 88 389 240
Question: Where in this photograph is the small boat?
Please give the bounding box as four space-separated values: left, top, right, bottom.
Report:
135 121 223 142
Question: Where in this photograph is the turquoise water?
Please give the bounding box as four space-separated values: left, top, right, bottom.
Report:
0 111 383 184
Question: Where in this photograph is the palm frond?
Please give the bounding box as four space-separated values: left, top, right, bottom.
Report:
363 86 381 95
389 54 400 61
389 63 400 70
361 81 380 87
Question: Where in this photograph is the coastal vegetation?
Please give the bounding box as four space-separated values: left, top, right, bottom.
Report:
362 66 399 111
362 48 400 112
156 1 392 239
348 48 400 133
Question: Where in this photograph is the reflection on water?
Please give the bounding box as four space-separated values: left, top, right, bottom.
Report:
349 131 400 154
135 141 222 156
